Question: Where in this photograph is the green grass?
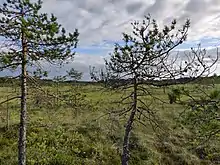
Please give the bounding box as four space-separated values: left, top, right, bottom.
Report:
0 82 219 164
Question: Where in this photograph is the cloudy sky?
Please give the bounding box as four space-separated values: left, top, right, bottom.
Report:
1 0 220 80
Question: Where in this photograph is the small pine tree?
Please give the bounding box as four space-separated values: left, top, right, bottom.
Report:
0 0 79 164
92 15 217 165
66 68 83 82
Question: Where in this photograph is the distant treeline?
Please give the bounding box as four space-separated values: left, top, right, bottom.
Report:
0 77 97 87
0 75 219 87
98 75 220 88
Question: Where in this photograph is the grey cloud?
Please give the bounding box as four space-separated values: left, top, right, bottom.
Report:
184 0 206 13
178 0 207 23
126 1 144 14
143 0 164 18
77 0 104 14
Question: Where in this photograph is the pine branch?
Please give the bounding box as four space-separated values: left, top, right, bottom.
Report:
0 96 21 105
0 62 21 70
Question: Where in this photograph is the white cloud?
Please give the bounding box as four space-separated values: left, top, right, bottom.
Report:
1 0 220 45
35 0 220 46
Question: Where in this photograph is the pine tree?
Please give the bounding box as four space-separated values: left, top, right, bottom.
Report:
0 0 79 164
66 68 83 81
91 15 217 165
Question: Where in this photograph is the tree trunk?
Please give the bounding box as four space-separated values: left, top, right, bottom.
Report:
121 77 137 165
18 28 27 165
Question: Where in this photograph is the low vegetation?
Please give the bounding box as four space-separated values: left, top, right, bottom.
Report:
0 77 219 164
